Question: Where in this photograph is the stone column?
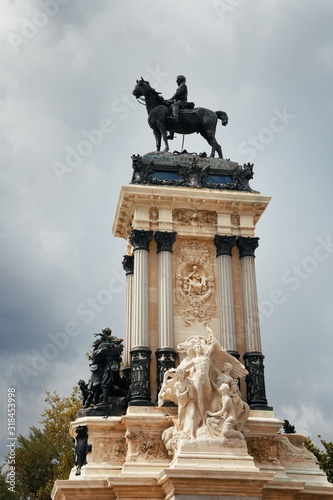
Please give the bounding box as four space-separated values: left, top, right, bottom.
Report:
237 236 272 410
128 229 153 405
154 231 178 398
122 254 134 366
214 235 239 359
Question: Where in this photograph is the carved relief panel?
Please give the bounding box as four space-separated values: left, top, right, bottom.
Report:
125 430 169 462
174 239 216 326
94 436 127 465
246 436 280 466
172 209 217 227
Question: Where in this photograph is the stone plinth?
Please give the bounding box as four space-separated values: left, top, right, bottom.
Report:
52 408 333 499
120 406 175 476
68 416 126 480
169 436 260 473
157 468 274 500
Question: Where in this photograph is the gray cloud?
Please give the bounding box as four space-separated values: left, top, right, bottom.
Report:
1 0 333 463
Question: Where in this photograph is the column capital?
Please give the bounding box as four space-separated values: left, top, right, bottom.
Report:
122 254 134 275
129 229 154 251
237 236 259 258
214 235 237 256
155 231 177 253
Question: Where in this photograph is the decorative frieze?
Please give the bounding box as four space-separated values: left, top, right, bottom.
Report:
149 206 159 221
247 436 280 466
125 430 168 462
95 437 127 464
173 209 217 227
231 213 240 228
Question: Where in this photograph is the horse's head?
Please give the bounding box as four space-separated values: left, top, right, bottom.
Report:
132 77 151 99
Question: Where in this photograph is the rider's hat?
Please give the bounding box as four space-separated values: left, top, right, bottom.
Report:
176 75 186 83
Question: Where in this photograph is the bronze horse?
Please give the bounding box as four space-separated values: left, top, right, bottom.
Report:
132 78 228 158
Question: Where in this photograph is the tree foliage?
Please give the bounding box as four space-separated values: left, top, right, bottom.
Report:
1 387 81 500
304 436 333 483
0 465 16 499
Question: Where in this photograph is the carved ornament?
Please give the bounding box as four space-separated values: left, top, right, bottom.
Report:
175 240 215 326
276 435 316 463
149 207 159 221
125 430 168 461
95 437 127 464
172 209 217 227
247 436 280 465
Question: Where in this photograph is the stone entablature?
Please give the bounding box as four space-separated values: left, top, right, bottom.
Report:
112 184 271 240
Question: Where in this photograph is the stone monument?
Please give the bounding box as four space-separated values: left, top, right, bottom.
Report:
52 79 333 499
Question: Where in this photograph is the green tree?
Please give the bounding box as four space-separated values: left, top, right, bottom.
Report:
15 426 60 500
39 388 82 496
305 436 333 483
2 387 81 500
0 465 17 499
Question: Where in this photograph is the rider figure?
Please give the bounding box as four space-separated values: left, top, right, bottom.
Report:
167 75 188 122
167 75 188 140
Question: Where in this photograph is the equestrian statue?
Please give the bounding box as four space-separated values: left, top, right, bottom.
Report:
132 75 228 158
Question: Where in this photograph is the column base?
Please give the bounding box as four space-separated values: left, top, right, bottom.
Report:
128 399 155 407
243 351 273 411
155 347 177 399
129 346 152 405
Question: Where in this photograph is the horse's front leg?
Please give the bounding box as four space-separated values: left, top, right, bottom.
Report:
161 127 169 152
153 129 161 151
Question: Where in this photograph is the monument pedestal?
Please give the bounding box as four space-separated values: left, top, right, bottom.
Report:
52 153 333 499
52 407 333 499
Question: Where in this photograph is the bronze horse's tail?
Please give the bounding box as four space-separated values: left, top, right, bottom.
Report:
216 111 228 126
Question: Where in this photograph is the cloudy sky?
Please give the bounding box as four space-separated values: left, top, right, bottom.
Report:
1 0 333 463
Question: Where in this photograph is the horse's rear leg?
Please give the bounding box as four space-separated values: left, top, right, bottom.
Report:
209 137 223 158
201 129 223 158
